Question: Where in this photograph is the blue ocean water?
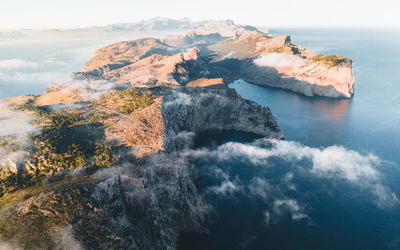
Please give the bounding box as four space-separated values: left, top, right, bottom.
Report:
0 35 144 98
180 29 400 250
1 28 400 249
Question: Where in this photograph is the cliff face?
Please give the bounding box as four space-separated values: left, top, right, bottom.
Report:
208 31 355 98
83 41 206 87
162 87 283 152
240 54 355 98
82 38 174 75
0 63 282 249
0 157 207 250
80 31 354 98
0 23 354 249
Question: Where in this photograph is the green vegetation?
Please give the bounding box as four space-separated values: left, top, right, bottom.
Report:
94 87 155 114
0 87 156 198
0 175 93 249
85 111 116 124
1 103 118 196
311 54 351 68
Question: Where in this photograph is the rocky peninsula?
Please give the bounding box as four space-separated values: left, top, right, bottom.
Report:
0 20 353 249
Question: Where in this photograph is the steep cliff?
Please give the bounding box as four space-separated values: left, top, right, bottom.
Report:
162 87 283 152
82 31 354 98
0 78 282 249
208 31 355 98
240 53 354 98
82 41 207 87
0 23 354 249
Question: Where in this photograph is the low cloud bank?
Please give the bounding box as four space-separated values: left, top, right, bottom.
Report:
0 59 38 69
164 92 192 106
51 226 84 250
0 241 22 250
0 71 63 85
49 74 115 101
0 102 37 139
0 102 37 169
253 53 306 68
187 138 398 224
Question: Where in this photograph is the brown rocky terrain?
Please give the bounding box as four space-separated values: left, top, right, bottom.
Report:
0 24 354 249
81 30 354 98
0 37 282 248
207 31 354 98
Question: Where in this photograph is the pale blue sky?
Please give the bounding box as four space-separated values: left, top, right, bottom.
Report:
1 0 399 31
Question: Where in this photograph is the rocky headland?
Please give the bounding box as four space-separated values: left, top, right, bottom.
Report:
81 28 354 98
0 19 352 249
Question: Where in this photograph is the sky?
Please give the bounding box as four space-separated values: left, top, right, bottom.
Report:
1 0 400 31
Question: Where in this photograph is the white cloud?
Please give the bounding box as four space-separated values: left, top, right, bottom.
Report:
273 199 308 221
188 139 399 208
51 225 83 250
207 180 240 196
248 177 309 223
0 58 38 69
205 168 242 197
0 149 25 168
164 91 192 106
0 71 63 84
0 241 22 250
51 74 115 101
263 210 271 226
48 103 87 111
0 102 37 169
254 53 306 68
0 101 37 139
248 177 275 201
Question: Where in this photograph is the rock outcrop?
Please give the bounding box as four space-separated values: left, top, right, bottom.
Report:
0 83 282 249
0 21 355 249
208 31 354 98
240 53 354 98
162 87 283 152
82 30 354 98
0 46 283 249
83 41 206 87
82 38 177 76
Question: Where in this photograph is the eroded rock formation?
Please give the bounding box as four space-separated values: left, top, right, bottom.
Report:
0 21 354 249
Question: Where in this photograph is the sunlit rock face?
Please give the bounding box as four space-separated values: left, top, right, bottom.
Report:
82 39 207 87
81 29 355 98
241 54 355 98
0 19 356 250
208 32 355 98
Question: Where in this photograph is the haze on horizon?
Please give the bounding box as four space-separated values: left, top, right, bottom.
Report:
1 0 400 31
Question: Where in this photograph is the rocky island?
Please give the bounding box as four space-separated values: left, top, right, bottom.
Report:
0 19 353 249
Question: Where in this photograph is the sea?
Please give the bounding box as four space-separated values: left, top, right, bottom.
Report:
1 28 400 249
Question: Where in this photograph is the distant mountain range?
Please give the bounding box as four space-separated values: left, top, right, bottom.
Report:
0 17 267 40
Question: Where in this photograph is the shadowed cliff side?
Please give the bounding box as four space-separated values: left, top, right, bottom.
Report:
0 79 282 249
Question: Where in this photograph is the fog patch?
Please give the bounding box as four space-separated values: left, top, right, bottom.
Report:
206 168 242 197
187 138 399 210
0 58 38 69
50 74 115 101
273 199 308 221
247 177 309 224
0 102 37 170
164 91 192 106
0 102 37 139
0 71 63 85
0 241 22 250
51 225 83 250
254 53 306 68
48 103 87 111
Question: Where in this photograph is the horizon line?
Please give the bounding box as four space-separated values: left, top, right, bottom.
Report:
1 17 399 33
